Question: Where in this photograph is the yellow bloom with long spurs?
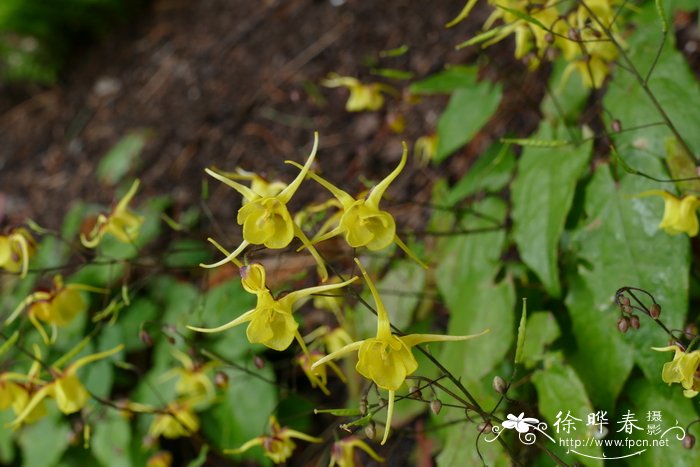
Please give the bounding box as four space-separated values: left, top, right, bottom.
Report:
201 132 328 280
188 263 357 351
636 190 700 237
330 436 384 467
9 345 123 428
159 349 218 406
81 179 143 248
652 345 700 398
0 227 36 278
297 350 345 396
6 275 106 343
226 415 322 464
322 74 396 112
210 167 287 203
312 259 489 444
288 142 426 268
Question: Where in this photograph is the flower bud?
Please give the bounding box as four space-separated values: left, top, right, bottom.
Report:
682 434 695 449
364 421 376 440
359 396 368 416
611 119 622 133
492 376 507 394
477 422 492 434
685 324 698 339
544 33 554 44
649 303 661 319
621 305 632 314
254 356 265 369
617 317 630 333
630 315 640 330
139 329 154 347
408 385 422 400
430 399 443 415
214 371 229 389
618 295 630 307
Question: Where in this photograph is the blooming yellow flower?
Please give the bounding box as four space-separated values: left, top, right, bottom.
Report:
201 132 328 281
288 142 426 268
188 263 357 351
225 415 322 464
81 179 143 248
330 436 384 467
652 345 700 398
636 190 700 237
0 374 47 424
312 259 488 444
322 74 395 112
9 345 123 428
148 401 200 439
6 275 106 343
0 227 36 278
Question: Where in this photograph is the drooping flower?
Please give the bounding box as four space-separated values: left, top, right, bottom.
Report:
322 74 396 112
226 415 322 464
201 132 328 280
0 227 36 278
81 179 143 248
148 401 200 439
312 258 489 444
288 142 427 268
9 345 123 428
188 263 357 351
414 134 438 167
5 275 106 343
652 345 700 398
159 349 218 407
329 436 385 467
636 190 700 237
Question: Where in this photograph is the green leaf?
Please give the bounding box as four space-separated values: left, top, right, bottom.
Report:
91 411 132 467
569 161 689 405
541 58 589 123
520 311 560 369
18 415 72 467
437 421 509 467
622 380 699 467
409 66 476 95
436 197 514 383
604 3 700 159
532 362 604 466
446 143 515 203
435 82 502 162
375 259 426 329
97 130 150 186
512 123 592 297
164 239 213 268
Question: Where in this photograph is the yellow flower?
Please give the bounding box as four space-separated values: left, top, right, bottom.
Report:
81 179 143 248
0 375 47 424
288 142 427 268
188 263 356 351
322 74 395 112
226 415 322 464
9 345 123 428
201 132 328 281
0 227 36 278
148 401 200 439
210 167 287 203
297 350 345 396
330 436 384 467
312 259 488 444
652 345 700 398
636 190 700 237
414 134 438 167
146 451 173 467
6 275 106 343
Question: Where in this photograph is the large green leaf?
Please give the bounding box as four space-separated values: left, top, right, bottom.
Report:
409 65 477 95
604 3 700 159
622 380 700 467
435 81 502 162
512 123 592 297
446 143 515 203
532 362 603 466
18 414 72 467
437 420 510 467
97 130 150 186
569 161 689 402
91 411 132 467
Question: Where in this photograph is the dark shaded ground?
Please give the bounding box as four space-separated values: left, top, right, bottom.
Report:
0 0 544 238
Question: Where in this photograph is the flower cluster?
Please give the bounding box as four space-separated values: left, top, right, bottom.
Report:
451 0 622 88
